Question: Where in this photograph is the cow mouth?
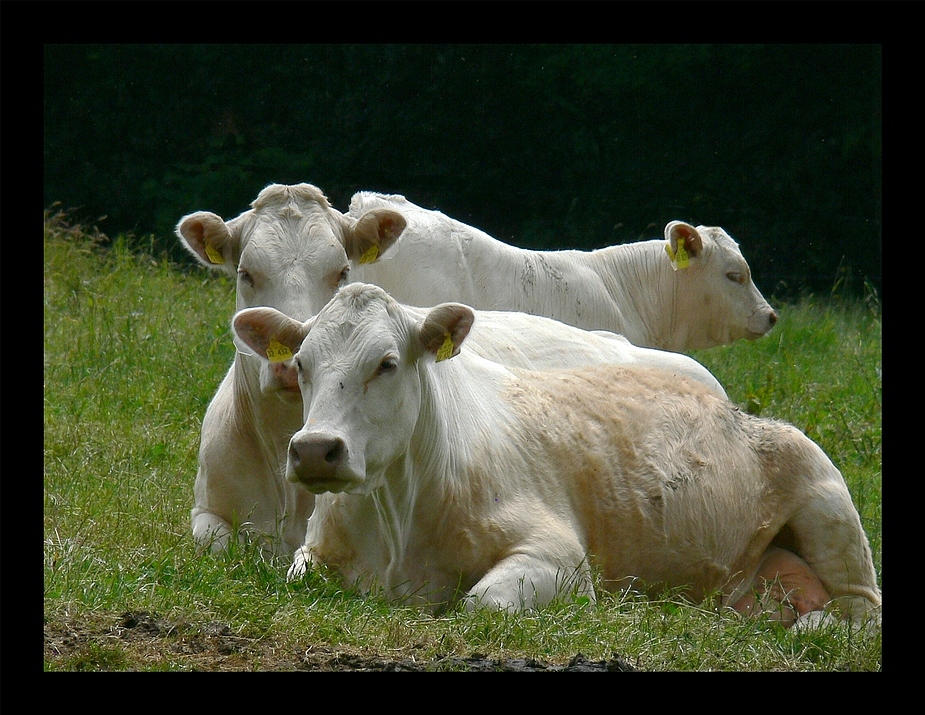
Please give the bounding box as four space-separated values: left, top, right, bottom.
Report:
271 386 303 404
745 323 776 340
291 475 359 495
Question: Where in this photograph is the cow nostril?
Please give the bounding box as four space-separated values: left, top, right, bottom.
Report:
325 440 345 465
769 312 778 327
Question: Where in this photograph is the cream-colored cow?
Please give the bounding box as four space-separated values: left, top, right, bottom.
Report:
349 190 778 351
234 283 880 628
176 184 405 554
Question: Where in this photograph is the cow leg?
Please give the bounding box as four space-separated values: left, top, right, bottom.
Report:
784 472 881 624
463 552 596 612
729 546 831 627
191 507 234 553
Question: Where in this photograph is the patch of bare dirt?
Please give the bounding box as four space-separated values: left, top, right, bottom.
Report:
44 611 638 672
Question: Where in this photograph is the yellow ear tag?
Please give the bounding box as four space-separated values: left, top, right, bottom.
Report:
205 244 225 265
435 333 455 362
359 244 379 265
674 237 689 269
666 237 688 271
266 338 293 363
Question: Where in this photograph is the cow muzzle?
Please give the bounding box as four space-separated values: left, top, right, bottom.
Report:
262 360 301 397
287 431 360 493
747 306 778 338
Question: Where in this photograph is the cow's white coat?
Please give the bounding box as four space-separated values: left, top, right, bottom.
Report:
176 184 405 553
234 284 881 627
177 185 729 555
349 191 778 351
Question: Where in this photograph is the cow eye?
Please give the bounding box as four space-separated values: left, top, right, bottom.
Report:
376 357 398 376
338 267 350 285
726 272 744 284
238 269 255 287
295 357 310 382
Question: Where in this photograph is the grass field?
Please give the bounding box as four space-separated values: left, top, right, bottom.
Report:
43 211 882 671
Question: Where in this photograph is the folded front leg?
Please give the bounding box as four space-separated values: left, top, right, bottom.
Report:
191 507 235 553
463 551 595 612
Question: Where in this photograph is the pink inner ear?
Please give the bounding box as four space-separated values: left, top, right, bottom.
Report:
674 224 701 256
183 219 206 244
381 214 406 241
447 310 474 348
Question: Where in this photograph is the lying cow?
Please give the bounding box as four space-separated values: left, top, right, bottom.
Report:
348 191 778 351
176 184 406 554
184 183 776 354
232 283 881 628
177 184 729 556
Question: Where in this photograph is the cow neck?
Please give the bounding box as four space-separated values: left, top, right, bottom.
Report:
231 351 289 474
365 360 468 588
658 258 686 353
368 455 421 594
638 240 691 352
596 241 676 350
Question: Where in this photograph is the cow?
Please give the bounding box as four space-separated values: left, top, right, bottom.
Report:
232 283 881 629
348 190 778 351
177 184 728 556
176 183 406 554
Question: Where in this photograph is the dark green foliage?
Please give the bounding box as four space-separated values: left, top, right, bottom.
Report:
44 44 880 300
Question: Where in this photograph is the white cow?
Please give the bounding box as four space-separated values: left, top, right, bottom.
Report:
233 283 881 628
348 191 778 351
177 184 728 556
176 184 406 554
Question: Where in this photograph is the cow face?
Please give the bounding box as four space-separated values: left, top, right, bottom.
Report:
177 184 406 396
233 285 474 496
665 221 778 350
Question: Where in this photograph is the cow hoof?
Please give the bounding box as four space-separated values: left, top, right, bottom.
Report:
287 550 310 581
791 610 839 632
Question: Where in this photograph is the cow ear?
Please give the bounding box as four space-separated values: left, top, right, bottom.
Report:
232 307 309 363
176 211 240 275
346 209 407 265
665 221 704 267
418 303 475 362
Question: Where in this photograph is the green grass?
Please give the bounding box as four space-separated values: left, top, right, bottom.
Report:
43 212 882 671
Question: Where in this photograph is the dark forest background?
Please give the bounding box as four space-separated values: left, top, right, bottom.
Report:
43 44 881 301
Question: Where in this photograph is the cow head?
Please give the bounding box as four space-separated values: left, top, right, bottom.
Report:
663 221 778 350
233 284 474 495
177 184 406 396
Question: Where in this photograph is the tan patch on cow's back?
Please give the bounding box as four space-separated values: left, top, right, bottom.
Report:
500 364 772 600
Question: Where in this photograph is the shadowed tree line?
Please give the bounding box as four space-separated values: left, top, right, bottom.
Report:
44 44 880 300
